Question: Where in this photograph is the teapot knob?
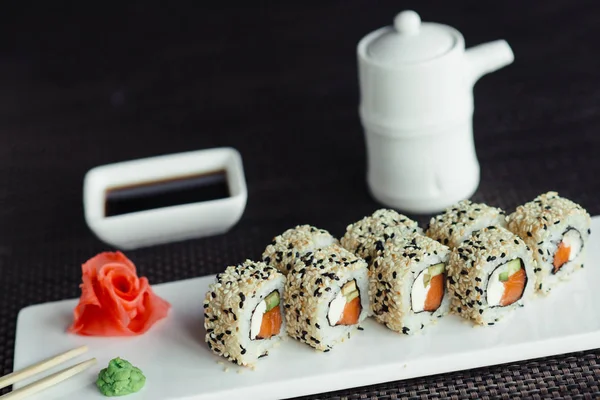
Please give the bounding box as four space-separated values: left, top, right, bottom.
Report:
394 10 421 35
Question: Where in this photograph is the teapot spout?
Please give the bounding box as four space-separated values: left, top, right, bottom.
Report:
465 40 514 84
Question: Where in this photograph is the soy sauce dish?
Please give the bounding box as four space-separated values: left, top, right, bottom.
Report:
83 147 247 250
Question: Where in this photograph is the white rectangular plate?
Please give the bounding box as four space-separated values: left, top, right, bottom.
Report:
13 216 600 400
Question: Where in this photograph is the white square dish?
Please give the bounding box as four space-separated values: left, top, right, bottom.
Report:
83 147 247 250
12 216 600 400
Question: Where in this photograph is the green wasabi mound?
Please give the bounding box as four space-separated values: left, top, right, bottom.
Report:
96 357 146 397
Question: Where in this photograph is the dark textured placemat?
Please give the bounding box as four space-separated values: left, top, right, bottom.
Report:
1 1 600 398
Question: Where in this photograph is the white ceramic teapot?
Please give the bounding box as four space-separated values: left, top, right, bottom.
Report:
357 10 514 214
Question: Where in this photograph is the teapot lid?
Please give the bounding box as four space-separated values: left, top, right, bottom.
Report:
366 11 457 65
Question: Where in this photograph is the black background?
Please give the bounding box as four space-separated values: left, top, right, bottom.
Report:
0 1 599 398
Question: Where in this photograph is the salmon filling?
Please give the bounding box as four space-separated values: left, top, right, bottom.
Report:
412 263 445 313
487 259 527 307
552 229 582 274
251 290 282 340
328 280 361 326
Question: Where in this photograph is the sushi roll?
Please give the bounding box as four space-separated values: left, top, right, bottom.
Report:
262 225 338 275
507 191 591 295
203 260 286 367
446 226 536 326
370 233 451 334
284 245 369 351
425 200 507 248
341 209 422 264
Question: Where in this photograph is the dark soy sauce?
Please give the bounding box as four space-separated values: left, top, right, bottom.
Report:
104 169 230 217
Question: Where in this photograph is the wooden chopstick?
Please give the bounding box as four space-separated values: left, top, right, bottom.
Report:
0 358 97 400
0 345 89 390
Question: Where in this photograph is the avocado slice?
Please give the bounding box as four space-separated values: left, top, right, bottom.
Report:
423 263 445 287
265 291 280 312
499 259 521 282
506 259 521 276
341 280 357 296
345 290 359 302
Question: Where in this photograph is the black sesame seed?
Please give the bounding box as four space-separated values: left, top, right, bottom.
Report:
449 277 456 284
357 326 364 331
538 249 543 255
527 231 532 237
501 252 506 258
466 289 471 296
554 220 560 225
475 277 482 282
488 322 494 326
378 273 383 280
457 307 462 313
444 238 449 245
539 284 543 290
211 292 216 299
460 270 468 275
514 239 519 245
588 229 591 235
479 309 483 314
323 349 331 353
239 293 246 301
313 288 320 297
203 303 209 308
402 327 410 334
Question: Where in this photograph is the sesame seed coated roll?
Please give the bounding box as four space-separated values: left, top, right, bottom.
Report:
370 233 451 335
507 191 591 295
341 209 422 265
203 260 286 367
262 225 338 275
426 200 507 248
447 226 535 326
283 245 369 352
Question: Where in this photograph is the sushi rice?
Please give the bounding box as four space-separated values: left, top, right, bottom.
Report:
446 226 536 326
341 208 422 265
370 233 451 335
262 225 338 275
426 200 507 249
203 260 286 367
507 191 591 295
283 244 369 351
